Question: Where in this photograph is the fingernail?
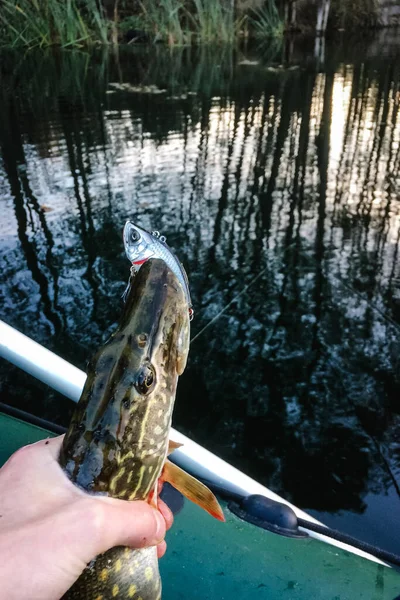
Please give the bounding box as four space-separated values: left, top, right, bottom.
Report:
153 511 166 543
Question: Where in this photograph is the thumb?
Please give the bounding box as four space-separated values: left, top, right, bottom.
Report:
76 496 166 562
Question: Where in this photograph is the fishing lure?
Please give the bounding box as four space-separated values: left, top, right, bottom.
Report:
123 221 194 319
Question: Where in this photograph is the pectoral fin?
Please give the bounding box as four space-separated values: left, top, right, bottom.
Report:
162 460 225 522
168 440 183 455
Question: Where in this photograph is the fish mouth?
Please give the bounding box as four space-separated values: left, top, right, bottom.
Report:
130 258 190 376
121 258 188 336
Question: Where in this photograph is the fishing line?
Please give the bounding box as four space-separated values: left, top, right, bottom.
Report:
191 265 269 343
191 260 400 343
333 273 400 335
190 242 298 343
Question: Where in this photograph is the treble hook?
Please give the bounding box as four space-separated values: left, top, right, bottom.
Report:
121 265 136 303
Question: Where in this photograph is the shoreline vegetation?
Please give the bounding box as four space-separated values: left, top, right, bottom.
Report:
0 0 396 49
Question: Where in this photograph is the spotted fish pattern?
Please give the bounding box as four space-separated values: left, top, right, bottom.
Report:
59 259 190 600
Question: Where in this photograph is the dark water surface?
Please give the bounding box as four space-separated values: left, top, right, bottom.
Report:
1 38 400 554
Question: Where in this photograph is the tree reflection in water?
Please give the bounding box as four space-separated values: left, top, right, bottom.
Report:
0 43 399 551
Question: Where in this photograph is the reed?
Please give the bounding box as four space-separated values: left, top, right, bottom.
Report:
189 0 238 43
249 0 283 38
0 0 283 47
136 0 187 45
130 0 242 44
0 0 109 48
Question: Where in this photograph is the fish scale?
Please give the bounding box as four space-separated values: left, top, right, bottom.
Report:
63 547 161 600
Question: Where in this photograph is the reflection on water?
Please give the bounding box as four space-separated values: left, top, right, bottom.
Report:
0 42 400 552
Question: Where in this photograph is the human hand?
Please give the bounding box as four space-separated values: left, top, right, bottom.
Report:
0 435 173 600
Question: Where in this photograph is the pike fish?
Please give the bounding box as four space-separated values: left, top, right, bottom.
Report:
123 221 193 319
59 258 224 600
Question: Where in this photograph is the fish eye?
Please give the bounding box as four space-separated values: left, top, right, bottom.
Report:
130 229 140 244
135 364 156 395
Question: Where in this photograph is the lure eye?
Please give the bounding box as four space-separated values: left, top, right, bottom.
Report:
135 364 156 395
130 229 140 244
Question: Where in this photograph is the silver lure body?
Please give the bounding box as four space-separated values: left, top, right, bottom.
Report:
123 221 193 315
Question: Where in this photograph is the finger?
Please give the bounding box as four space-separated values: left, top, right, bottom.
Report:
2 435 64 474
29 435 65 459
157 540 167 559
157 499 174 531
86 498 166 559
43 435 65 458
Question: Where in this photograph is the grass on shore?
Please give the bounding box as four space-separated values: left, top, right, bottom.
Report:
0 0 109 48
0 0 283 48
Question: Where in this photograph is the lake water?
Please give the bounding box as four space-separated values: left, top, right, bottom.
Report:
0 36 400 555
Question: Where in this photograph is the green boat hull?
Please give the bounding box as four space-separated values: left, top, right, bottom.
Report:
1 411 400 599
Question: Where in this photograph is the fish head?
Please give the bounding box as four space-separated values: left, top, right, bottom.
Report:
60 258 190 498
123 221 156 266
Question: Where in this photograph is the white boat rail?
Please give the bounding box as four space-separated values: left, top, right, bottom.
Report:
0 319 389 566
